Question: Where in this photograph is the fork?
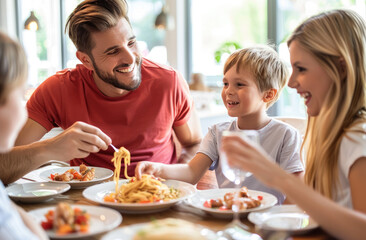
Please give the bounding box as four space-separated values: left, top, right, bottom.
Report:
110 144 119 152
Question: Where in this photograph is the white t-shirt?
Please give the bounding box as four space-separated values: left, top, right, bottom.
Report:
335 122 366 208
0 181 38 240
198 118 304 204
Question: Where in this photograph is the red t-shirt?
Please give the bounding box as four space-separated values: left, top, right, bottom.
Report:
27 58 192 177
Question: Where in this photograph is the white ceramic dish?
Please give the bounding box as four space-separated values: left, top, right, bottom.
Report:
83 179 196 214
39 166 113 189
101 222 217 240
29 204 122 239
186 188 277 219
6 182 70 203
248 205 319 234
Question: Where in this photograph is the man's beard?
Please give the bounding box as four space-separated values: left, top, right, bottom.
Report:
91 56 142 91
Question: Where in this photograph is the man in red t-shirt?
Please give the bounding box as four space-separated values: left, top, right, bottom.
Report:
0 0 202 184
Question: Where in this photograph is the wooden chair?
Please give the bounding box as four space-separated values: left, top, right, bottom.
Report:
274 116 307 137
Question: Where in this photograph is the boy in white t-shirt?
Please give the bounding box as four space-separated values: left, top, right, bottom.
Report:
135 45 304 204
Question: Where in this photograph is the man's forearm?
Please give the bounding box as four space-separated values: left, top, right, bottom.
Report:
0 142 48 184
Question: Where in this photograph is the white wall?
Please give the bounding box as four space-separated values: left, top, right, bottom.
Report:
165 0 188 80
0 0 17 38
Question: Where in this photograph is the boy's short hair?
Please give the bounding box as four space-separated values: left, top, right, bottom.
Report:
65 0 129 55
223 45 289 108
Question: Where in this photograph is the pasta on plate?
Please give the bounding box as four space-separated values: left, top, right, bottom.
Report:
104 147 180 204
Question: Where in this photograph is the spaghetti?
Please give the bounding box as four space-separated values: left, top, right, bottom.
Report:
111 147 131 193
105 146 180 203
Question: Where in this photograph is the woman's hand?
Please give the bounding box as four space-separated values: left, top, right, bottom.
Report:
221 135 288 188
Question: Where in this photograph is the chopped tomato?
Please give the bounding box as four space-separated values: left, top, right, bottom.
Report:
41 220 53 230
203 199 212 208
75 215 88 225
139 200 152 204
72 171 83 180
219 206 229 211
257 195 263 201
45 210 54 222
50 174 55 180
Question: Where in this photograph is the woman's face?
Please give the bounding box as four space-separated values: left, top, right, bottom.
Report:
0 86 27 152
288 40 333 116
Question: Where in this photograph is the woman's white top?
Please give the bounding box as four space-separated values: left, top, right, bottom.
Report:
336 122 366 208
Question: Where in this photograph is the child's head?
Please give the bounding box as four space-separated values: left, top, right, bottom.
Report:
0 32 28 152
222 45 288 111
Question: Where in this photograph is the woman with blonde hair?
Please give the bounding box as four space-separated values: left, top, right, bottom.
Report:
0 31 47 239
222 9 366 240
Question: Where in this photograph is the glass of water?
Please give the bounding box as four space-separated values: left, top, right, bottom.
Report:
219 129 260 234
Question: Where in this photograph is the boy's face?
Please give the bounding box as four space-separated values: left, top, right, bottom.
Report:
221 65 266 119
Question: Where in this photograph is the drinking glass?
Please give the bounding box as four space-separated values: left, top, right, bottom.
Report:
218 130 260 239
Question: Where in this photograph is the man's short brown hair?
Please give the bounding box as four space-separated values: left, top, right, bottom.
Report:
65 0 130 55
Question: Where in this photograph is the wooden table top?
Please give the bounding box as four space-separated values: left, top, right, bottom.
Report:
16 169 332 240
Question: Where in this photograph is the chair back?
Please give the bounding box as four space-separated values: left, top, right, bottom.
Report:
274 117 307 137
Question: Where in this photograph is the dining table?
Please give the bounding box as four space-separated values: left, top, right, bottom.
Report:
12 165 333 240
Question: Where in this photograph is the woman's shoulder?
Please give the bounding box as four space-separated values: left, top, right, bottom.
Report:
343 121 366 144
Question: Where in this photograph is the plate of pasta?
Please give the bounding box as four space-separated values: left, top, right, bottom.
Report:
39 165 113 189
83 146 196 213
82 177 196 214
186 188 277 219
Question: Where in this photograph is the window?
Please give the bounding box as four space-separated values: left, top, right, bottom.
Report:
190 0 267 87
189 0 366 117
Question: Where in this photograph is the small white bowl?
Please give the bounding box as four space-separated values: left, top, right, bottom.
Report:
6 182 70 203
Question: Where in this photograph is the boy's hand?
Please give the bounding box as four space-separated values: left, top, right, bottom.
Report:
135 161 163 180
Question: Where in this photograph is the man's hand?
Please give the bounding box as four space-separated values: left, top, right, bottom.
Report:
43 121 111 162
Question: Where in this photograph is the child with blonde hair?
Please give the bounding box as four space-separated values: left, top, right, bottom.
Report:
136 45 304 204
222 9 366 240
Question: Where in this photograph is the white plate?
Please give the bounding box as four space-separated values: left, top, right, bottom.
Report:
101 222 218 240
29 204 122 239
186 188 278 219
83 179 196 214
39 167 113 189
6 182 70 203
248 205 319 234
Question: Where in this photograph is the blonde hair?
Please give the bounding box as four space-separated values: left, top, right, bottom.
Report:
65 0 129 54
287 9 366 199
0 32 28 104
223 45 289 108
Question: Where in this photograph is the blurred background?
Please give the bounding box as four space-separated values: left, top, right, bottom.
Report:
1 0 365 133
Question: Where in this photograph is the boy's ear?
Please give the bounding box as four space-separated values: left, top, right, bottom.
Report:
263 88 277 103
76 50 94 71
